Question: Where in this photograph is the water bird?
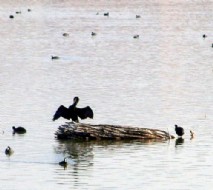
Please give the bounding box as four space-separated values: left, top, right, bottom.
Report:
27 9 31 12
62 33 69 37
16 11 21 14
12 126 26 134
175 124 184 137
203 34 207 39
53 97 94 122
59 158 67 167
136 15 141 18
5 146 14 156
51 56 59 60
9 15 14 19
91 32 97 36
133 35 139 39
104 12 109 16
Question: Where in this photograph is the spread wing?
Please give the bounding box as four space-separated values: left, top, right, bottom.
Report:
75 106 94 120
53 105 70 121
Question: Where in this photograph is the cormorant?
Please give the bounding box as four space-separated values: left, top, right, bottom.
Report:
53 97 94 122
12 126 27 134
175 124 184 137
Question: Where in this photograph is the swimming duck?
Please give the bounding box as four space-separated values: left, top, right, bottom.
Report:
91 32 97 36
9 15 14 19
5 146 14 156
136 15 141 18
51 56 59 60
59 158 67 167
12 126 26 134
104 12 109 16
63 33 69 37
175 124 184 137
53 97 93 122
133 35 139 39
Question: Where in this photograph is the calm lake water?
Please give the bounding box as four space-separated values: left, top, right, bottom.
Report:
0 0 213 189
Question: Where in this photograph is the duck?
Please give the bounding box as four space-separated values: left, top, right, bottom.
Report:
59 158 67 167
5 146 14 156
53 97 94 122
104 12 109 16
133 35 139 39
175 124 184 137
62 33 69 37
136 15 141 18
9 15 14 19
51 56 59 60
12 126 27 134
203 34 207 39
91 32 97 36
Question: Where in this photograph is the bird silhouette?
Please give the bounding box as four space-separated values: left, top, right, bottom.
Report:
5 146 14 156
59 158 68 167
175 124 184 137
53 97 93 122
12 126 26 134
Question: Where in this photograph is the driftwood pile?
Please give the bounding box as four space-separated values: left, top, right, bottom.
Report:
55 122 174 141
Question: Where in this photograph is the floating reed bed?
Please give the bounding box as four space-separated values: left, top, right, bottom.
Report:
55 122 174 141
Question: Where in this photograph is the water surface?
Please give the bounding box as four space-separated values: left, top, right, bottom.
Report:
0 0 212 189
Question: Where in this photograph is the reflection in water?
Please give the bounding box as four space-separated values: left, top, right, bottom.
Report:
175 137 185 147
54 139 168 160
53 139 168 187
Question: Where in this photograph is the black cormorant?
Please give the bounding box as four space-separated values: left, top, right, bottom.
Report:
175 124 184 137
53 97 94 122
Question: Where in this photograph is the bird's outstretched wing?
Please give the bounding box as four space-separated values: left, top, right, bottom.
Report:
75 106 94 120
53 105 70 121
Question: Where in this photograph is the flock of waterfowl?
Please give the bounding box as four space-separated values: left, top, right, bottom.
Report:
4 96 194 168
5 125 68 167
9 8 31 19
50 11 142 60
5 6 200 167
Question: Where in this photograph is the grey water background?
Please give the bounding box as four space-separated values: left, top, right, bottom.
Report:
0 0 212 189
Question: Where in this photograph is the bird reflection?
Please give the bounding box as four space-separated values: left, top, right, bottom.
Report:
175 137 184 147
